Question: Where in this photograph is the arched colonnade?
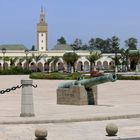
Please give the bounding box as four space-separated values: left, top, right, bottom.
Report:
0 57 114 72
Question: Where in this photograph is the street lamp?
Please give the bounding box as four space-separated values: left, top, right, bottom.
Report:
114 47 119 73
25 49 29 69
1 48 7 70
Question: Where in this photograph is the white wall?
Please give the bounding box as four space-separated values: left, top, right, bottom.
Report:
38 33 47 51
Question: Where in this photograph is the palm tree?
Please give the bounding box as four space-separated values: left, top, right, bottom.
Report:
63 52 79 72
128 50 140 70
110 55 121 71
32 53 43 71
44 58 52 72
124 38 138 71
24 56 33 70
120 48 129 71
9 57 19 68
51 56 59 71
17 57 24 68
110 36 120 72
87 52 102 72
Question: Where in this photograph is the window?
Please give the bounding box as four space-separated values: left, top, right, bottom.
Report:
41 34 43 36
41 47 43 50
42 40 43 43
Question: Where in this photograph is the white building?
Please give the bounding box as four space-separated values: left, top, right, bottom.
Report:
0 8 115 72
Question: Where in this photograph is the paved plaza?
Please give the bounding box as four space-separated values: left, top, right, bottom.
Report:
0 75 140 139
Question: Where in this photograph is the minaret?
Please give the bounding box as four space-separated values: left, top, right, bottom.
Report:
37 7 48 51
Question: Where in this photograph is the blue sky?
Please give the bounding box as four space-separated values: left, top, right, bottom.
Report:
0 0 140 49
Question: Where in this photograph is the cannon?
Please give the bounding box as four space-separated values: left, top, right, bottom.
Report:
57 73 117 105
58 73 117 89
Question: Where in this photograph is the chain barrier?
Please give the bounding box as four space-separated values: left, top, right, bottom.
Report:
0 84 37 95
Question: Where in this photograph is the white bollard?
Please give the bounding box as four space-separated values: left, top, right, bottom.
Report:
20 80 35 117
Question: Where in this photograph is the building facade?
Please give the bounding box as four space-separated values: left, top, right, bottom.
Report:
0 8 115 72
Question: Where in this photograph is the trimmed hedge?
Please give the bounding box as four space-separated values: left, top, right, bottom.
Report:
0 67 32 75
29 72 88 80
117 74 140 80
30 72 66 80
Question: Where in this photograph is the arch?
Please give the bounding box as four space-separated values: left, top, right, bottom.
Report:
37 62 43 72
84 61 90 72
23 62 28 69
30 62 36 72
10 63 15 68
44 62 49 72
77 61 83 71
50 62 55 72
130 60 136 70
96 61 102 69
17 62 22 68
103 61 108 69
109 61 114 70
4 62 9 69
58 62 64 71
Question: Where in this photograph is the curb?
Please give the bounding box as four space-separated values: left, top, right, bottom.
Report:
1 114 140 125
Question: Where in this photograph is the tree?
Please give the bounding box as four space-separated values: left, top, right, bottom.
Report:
110 36 120 72
87 52 102 72
81 44 88 50
94 38 104 50
128 50 140 70
32 53 43 71
31 45 35 51
51 56 59 71
57 36 67 44
119 48 130 71
88 38 96 52
44 58 52 72
110 36 120 52
102 38 112 53
125 37 138 50
25 56 33 70
9 57 19 68
17 57 25 68
71 38 82 51
63 52 79 72
88 38 104 52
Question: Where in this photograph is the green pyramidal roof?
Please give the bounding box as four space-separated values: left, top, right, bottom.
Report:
52 44 72 50
0 44 28 50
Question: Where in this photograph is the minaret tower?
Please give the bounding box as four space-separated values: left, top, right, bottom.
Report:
37 7 48 51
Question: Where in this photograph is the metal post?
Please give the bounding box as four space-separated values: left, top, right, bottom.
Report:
20 80 35 117
25 49 29 69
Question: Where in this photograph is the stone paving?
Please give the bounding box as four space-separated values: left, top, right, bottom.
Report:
0 75 140 139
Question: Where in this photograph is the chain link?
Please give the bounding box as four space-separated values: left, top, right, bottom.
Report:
0 84 37 94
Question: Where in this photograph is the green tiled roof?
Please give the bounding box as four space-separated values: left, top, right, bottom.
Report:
0 44 27 50
52 44 72 50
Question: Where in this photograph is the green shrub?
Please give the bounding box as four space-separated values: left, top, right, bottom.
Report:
117 74 140 80
44 73 65 79
67 72 82 80
30 72 66 80
0 67 32 75
30 72 86 80
29 72 47 79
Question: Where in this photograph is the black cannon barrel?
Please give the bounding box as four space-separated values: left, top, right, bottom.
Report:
58 73 117 88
